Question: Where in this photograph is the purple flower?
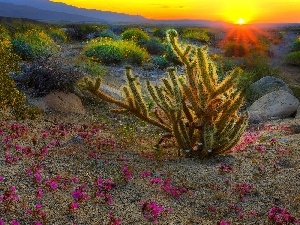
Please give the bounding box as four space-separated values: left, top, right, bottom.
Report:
268 206 299 224
69 202 79 211
11 220 19 225
36 187 43 198
209 205 216 211
141 201 171 223
72 189 83 200
5 153 14 164
72 177 79 183
121 166 133 181
49 181 58 190
141 171 151 178
149 177 163 185
34 222 43 225
35 172 42 183
108 211 122 225
218 164 233 172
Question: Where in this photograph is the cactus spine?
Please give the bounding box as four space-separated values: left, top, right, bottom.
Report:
81 29 248 158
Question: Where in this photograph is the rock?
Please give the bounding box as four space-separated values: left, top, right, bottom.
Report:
247 90 300 123
247 76 293 104
30 91 86 114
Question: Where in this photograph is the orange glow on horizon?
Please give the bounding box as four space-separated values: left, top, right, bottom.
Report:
50 0 300 24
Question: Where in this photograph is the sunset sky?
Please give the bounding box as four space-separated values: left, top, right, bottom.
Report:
50 0 300 24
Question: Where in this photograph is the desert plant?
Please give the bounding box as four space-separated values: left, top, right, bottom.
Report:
153 27 168 41
0 26 24 109
151 55 170 69
84 38 150 65
121 28 150 43
290 85 300 100
223 42 248 57
140 37 165 55
20 53 87 97
284 51 300 66
47 27 68 44
98 29 119 40
80 29 248 158
12 29 58 60
181 27 210 43
0 26 40 119
75 57 107 78
291 38 300 52
64 24 107 41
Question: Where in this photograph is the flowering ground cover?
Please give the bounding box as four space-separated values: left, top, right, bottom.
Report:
0 105 299 224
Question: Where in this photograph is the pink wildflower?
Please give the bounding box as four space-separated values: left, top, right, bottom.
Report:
11 220 19 225
69 202 79 211
36 187 43 198
217 220 231 225
141 171 151 178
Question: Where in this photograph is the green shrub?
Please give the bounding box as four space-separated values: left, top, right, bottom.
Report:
140 37 165 55
65 24 107 41
11 39 35 60
121 28 150 43
151 55 170 69
84 38 150 65
241 54 279 87
47 28 68 44
214 56 241 82
290 85 300 100
98 29 119 40
181 27 210 43
75 57 107 78
85 39 123 64
291 38 300 52
284 51 300 66
223 42 248 57
12 29 58 60
153 27 167 41
0 26 40 119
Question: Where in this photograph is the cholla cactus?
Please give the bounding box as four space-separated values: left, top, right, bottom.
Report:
81 29 248 158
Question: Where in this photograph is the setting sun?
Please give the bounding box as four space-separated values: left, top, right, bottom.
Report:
237 18 245 25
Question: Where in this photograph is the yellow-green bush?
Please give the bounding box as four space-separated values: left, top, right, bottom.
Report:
291 37 300 52
284 51 300 67
12 29 58 60
181 27 210 43
84 37 150 65
0 26 40 119
121 28 150 43
47 27 68 44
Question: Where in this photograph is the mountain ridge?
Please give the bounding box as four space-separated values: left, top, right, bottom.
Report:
0 0 148 23
0 2 108 22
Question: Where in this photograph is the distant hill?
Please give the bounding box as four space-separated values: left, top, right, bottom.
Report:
0 2 108 22
0 0 148 23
